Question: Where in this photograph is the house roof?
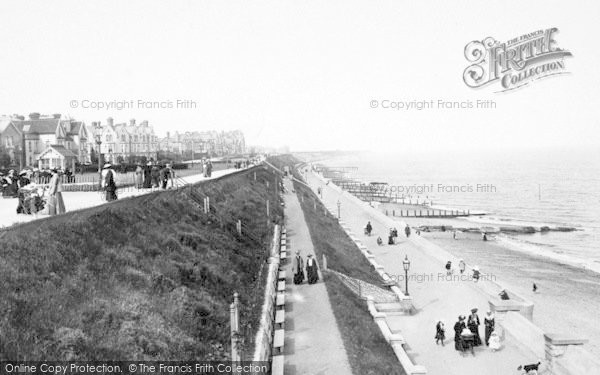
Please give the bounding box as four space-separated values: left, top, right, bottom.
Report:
17 119 60 134
37 144 77 160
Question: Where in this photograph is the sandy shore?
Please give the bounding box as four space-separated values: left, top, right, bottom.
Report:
396 215 600 358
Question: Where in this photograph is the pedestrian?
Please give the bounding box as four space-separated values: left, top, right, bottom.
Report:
306 254 319 284
472 266 480 282
533 283 538 292
365 221 372 236
405 224 411 238
143 162 152 188
499 289 510 300
453 316 466 351
484 310 495 346
445 261 452 275
135 164 144 189
377 236 383 246
206 160 213 177
292 250 304 284
459 259 466 274
488 330 501 351
453 230 457 240
467 308 482 346
101 163 118 201
151 164 160 188
435 320 445 346
482 232 488 241
47 168 66 215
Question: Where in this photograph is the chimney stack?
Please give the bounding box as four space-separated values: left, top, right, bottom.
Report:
130 119 136 126
53 113 61 119
107 117 114 127
29 112 40 120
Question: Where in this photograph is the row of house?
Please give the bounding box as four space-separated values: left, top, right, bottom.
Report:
0 114 247 169
158 130 246 157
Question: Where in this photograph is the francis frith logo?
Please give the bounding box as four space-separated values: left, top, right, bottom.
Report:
463 28 572 92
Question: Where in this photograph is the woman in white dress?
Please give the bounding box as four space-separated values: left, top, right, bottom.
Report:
47 169 65 215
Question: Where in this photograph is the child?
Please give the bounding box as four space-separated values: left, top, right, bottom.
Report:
489 330 501 351
435 321 445 346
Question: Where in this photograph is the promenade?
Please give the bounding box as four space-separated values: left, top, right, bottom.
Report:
303 170 537 375
0 168 237 229
281 177 352 375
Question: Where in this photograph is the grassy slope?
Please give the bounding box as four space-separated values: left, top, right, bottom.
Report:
0 167 282 361
277 155 405 375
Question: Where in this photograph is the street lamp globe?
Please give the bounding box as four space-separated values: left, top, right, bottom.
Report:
403 255 411 271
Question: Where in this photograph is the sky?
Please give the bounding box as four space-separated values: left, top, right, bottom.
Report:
0 0 598 152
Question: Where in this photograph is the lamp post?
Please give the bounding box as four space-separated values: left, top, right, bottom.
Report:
95 134 103 188
337 200 341 219
403 255 411 296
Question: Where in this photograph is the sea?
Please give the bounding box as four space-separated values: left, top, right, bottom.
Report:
319 147 600 273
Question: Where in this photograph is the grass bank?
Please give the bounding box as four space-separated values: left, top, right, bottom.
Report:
0 167 282 361
278 156 405 375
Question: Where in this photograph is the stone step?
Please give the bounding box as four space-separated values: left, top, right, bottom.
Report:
375 302 405 313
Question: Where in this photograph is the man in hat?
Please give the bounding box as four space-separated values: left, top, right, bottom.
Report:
305 254 319 284
101 163 118 201
467 308 482 346
292 250 304 285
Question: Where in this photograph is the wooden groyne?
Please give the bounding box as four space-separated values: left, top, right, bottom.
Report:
385 208 475 218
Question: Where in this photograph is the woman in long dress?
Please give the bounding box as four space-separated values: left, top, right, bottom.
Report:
467 308 482 346
135 164 144 189
292 251 304 284
454 316 466 351
484 310 495 346
306 254 319 284
47 169 65 215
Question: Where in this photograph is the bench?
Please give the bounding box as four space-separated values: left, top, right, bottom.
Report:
278 271 286 281
276 293 285 309
277 281 286 292
275 310 285 328
271 355 284 374
280 251 287 260
273 329 285 355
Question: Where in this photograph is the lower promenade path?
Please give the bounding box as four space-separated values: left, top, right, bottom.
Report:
303 170 536 375
0 168 237 229
281 177 352 375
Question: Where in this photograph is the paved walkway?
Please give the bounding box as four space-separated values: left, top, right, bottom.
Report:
281 177 352 375
303 170 538 375
0 169 237 229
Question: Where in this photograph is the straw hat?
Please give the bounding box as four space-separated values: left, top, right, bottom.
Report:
103 163 112 169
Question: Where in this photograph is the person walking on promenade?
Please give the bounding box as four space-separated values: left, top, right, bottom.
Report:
365 221 372 236
47 168 65 215
467 308 482 346
377 236 383 246
143 162 152 188
445 261 453 276
206 160 213 178
135 164 144 189
405 224 411 237
459 259 466 274
292 250 305 284
484 310 495 346
435 320 446 346
101 163 118 202
306 254 319 284
533 283 538 292
454 316 467 351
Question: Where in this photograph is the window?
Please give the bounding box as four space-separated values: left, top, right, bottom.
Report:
122 134 126 142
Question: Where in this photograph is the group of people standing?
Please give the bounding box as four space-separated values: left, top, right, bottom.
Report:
444 308 499 354
134 162 176 190
292 250 319 285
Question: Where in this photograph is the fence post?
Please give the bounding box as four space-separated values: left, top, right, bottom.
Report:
322 254 327 270
237 220 242 236
230 292 240 362
254 171 256 181
266 200 270 218
314 200 316 210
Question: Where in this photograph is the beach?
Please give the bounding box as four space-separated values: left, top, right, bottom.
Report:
397 215 600 358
